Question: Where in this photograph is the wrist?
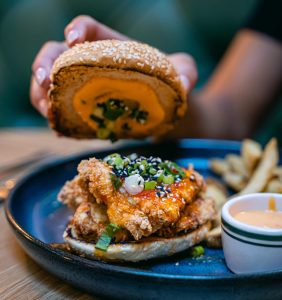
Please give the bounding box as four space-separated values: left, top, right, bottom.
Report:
194 90 252 139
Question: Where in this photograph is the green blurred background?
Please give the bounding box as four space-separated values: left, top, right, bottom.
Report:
0 0 280 142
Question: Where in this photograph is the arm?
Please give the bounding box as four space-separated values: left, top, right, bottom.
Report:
171 29 282 140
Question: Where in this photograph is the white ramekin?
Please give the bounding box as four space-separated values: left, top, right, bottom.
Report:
221 193 282 274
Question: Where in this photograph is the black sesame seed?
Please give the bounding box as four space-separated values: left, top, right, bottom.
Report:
122 123 131 131
67 227 72 237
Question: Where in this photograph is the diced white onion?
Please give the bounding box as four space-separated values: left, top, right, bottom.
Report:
123 174 144 195
119 187 126 194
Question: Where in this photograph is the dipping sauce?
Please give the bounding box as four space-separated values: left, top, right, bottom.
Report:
233 197 282 229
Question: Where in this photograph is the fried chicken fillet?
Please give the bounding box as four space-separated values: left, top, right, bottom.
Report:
59 154 215 244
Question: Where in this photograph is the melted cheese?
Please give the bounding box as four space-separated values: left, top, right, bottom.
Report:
73 77 165 134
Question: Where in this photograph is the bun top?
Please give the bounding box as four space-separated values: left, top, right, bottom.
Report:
50 40 185 101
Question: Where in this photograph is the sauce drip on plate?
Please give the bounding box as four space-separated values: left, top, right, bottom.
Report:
233 197 282 229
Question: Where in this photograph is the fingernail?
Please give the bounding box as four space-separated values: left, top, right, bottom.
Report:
38 99 48 117
179 75 190 93
67 29 79 44
35 67 47 86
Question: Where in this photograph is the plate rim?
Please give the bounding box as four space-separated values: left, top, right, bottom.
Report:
5 139 282 282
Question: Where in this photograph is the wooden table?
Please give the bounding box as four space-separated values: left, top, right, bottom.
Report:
0 128 127 299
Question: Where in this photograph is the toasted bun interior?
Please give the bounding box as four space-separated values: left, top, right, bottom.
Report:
49 40 186 139
63 222 211 262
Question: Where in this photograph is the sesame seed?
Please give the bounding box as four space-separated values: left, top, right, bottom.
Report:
189 175 195 181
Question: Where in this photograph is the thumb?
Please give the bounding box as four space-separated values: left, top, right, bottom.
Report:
168 53 198 96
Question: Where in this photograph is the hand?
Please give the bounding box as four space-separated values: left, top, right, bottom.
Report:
30 15 197 117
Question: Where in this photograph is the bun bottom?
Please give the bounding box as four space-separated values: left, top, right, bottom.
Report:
63 222 211 262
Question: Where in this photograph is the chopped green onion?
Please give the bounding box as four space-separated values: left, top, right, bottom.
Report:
106 121 115 130
170 162 186 178
129 108 139 119
113 156 124 169
90 114 105 128
140 169 147 176
159 163 171 174
110 173 122 190
144 181 157 190
129 108 148 124
141 160 148 167
134 163 140 169
123 158 130 167
95 223 121 251
97 128 111 139
162 175 174 184
127 166 134 174
104 153 120 162
102 99 125 120
157 172 164 183
149 168 157 175
103 107 125 120
190 245 205 258
160 162 186 178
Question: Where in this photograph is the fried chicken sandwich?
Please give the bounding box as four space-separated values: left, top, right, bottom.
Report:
59 153 215 262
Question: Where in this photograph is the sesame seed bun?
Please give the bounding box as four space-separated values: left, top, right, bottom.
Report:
63 222 211 262
48 40 187 139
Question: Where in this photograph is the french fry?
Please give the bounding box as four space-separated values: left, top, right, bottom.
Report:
241 139 262 173
240 138 279 194
265 179 282 193
210 159 230 176
223 172 246 192
204 178 228 211
272 167 282 182
212 212 221 228
206 137 281 250
226 154 249 178
205 226 222 248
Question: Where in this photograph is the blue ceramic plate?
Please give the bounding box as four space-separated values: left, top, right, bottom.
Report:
5 140 282 300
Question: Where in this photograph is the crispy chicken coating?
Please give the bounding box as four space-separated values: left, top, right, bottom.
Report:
76 158 205 240
157 197 215 237
70 201 129 242
70 201 108 241
58 175 94 210
69 197 215 243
